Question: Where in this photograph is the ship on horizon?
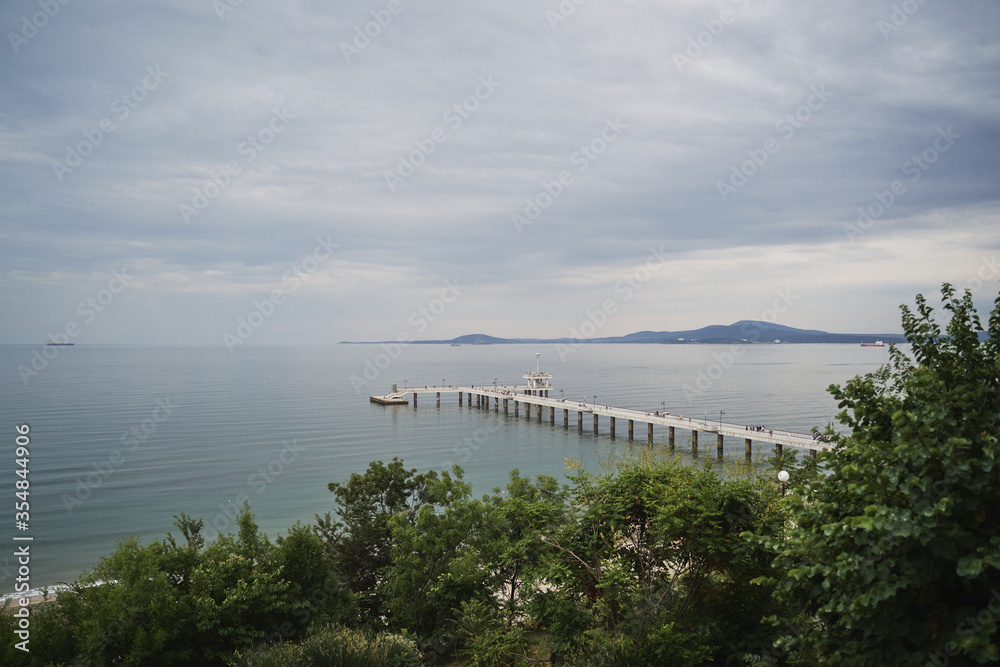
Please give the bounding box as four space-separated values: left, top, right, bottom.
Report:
860 340 885 347
46 341 74 346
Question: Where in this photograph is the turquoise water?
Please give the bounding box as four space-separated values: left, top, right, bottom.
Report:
0 343 887 594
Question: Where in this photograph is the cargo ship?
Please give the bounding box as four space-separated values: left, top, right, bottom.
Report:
46 341 74 346
860 340 884 347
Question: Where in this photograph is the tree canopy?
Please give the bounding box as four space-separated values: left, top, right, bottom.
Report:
761 284 1000 665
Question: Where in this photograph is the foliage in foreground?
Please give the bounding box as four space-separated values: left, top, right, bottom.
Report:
759 284 1000 665
230 623 419 667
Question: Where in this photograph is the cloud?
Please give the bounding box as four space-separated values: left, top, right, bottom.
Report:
1 0 998 343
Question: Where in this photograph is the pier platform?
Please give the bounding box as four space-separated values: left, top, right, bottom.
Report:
371 369 832 458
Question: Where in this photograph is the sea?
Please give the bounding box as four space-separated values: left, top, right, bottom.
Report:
0 342 890 596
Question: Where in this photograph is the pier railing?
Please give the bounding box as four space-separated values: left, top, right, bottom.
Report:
371 383 831 457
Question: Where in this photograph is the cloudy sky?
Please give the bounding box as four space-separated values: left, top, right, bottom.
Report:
1 0 998 345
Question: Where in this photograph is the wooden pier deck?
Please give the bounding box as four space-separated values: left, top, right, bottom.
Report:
371 375 832 458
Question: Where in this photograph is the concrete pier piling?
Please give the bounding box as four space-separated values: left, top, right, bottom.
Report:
371 371 835 458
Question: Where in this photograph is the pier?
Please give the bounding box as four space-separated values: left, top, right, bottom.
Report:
371 366 831 459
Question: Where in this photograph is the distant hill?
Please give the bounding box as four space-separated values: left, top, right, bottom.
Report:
339 321 906 345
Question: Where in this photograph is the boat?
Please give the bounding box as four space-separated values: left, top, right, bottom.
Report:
46 341 74 346
450 343 461 346
860 340 884 347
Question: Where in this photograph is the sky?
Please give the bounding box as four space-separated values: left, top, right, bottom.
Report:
1 0 999 345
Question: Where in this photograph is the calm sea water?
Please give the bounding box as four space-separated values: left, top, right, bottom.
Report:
0 343 889 595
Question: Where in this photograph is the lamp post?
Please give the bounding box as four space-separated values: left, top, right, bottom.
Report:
778 470 789 496
560 389 564 399
494 377 497 390
719 410 725 428
403 380 407 390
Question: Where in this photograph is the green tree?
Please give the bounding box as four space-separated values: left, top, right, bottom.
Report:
380 466 485 637
762 285 1000 665
11 505 316 666
315 457 442 624
527 454 788 664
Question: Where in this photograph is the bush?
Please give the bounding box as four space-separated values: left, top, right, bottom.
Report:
230 624 419 667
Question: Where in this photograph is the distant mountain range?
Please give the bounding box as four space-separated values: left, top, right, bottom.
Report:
340 321 906 345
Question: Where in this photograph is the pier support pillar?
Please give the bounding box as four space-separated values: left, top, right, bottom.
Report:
564 408 569 426
668 426 675 448
538 405 542 422
594 413 599 432
504 398 508 414
476 394 480 407
628 419 634 440
745 438 752 459
717 433 724 459
515 401 519 416
413 393 417 407
810 449 817 460
775 443 783 458
648 423 654 443
495 397 499 412
610 416 616 438
549 406 555 424
436 392 440 407
526 403 531 418
691 430 698 453
578 411 583 428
